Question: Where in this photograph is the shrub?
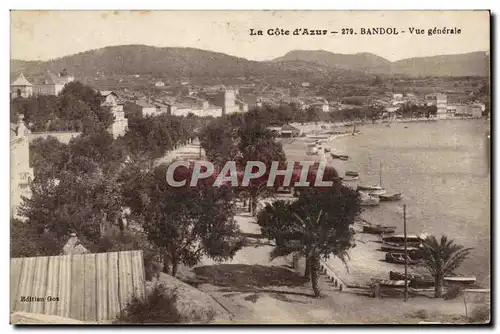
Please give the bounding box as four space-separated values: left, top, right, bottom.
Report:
116 285 183 324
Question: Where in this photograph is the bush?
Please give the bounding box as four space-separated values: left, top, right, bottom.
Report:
116 285 183 324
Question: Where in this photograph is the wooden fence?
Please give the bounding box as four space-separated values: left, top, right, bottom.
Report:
10 250 145 322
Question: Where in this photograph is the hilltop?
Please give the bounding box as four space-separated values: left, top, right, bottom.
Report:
10 45 361 82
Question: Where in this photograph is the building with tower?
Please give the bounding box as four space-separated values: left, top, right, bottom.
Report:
10 73 33 99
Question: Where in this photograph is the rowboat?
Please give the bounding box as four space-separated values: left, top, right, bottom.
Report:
367 189 387 196
382 234 426 244
379 193 402 202
385 252 421 265
331 153 349 161
342 175 359 181
443 276 476 285
381 242 421 253
357 184 384 191
362 224 396 234
389 271 434 288
345 171 359 177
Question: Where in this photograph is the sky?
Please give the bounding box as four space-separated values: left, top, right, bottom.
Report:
11 10 490 62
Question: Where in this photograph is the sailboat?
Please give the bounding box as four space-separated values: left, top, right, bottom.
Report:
357 161 386 195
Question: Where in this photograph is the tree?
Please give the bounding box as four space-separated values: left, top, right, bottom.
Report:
19 168 124 248
59 81 103 112
30 136 70 180
421 235 473 298
237 121 286 215
258 180 360 297
10 218 65 258
142 164 244 277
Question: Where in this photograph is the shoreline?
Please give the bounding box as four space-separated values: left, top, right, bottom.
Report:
280 120 489 289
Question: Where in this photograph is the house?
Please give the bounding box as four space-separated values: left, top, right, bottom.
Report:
100 91 128 139
10 115 34 220
383 106 399 120
124 99 157 117
100 91 119 106
34 69 74 96
153 101 172 114
280 124 301 138
10 73 33 99
311 100 329 112
436 94 447 119
470 104 484 118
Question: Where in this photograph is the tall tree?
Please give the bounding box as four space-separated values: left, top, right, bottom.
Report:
142 164 244 276
421 235 473 298
237 120 287 215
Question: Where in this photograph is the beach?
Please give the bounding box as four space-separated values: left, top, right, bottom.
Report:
280 119 491 287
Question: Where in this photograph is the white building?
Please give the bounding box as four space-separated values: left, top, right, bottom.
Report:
34 69 74 96
127 99 157 117
155 81 165 87
10 116 34 220
223 90 239 115
436 93 447 119
101 91 128 139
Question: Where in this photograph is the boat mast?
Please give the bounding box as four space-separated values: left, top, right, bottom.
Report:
379 161 383 187
404 204 408 302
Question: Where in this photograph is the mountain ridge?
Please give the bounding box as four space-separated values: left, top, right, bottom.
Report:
10 45 490 80
273 49 490 77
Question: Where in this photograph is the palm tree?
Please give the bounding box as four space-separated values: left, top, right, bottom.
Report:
266 205 354 297
421 235 473 298
269 210 329 297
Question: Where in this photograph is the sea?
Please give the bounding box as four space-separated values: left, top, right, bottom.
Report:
284 119 491 286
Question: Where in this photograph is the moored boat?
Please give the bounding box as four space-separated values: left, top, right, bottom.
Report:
330 153 349 161
385 252 421 265
358 161 385 194
366 189 387 196
381 242 421 253
357 184 384 191
362 224 396 234
342 175 359 181
389 271 434 288
443 276 476 285
345 170 359 177
379 193 402 202
382 234 426 244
